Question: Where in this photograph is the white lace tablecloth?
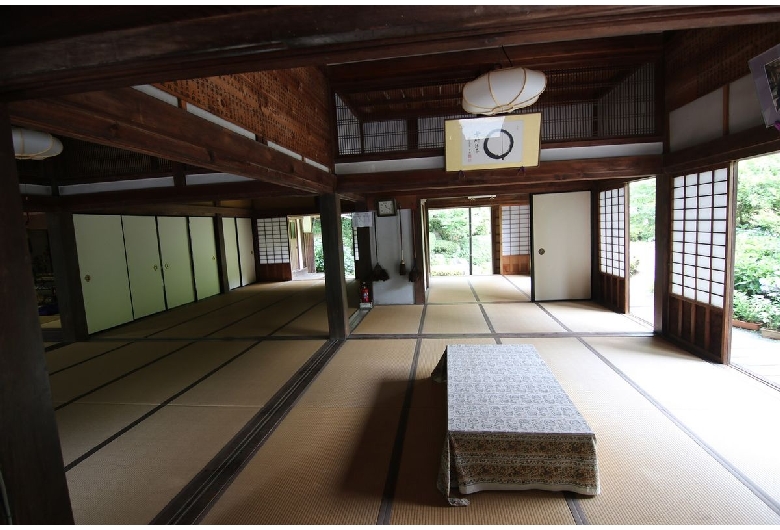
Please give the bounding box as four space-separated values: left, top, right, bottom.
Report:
432 344 600 506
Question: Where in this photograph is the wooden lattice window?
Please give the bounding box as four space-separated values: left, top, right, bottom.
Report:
670 169 729 308
501 205 530 255
257 217 290 264
599 188 626 278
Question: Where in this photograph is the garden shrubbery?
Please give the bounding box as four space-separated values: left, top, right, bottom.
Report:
731 154 780 329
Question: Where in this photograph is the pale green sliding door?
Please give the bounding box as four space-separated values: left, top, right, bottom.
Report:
73 214 133 333
236 217 256 286
121 215 166 318
189 217 221 300
157 216 195 308
222 217 241 290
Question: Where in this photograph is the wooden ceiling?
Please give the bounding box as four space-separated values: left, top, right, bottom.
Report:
4 6 780 211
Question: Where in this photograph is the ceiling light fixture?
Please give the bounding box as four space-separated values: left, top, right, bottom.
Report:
462 67 546 116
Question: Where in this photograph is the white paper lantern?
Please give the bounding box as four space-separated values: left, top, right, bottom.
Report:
462 67 547 116
12 128 64 160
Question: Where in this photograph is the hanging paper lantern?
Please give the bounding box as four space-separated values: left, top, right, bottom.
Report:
462 67 547 116
12 128 64 160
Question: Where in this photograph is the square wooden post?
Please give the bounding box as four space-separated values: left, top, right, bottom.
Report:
0 107 74 523
319 193 349 339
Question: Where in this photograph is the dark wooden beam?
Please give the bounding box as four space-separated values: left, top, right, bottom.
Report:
2 7 779 99
8 88 335 194
20 180 310 214
45 212 89 341
319 193 349 339
330 34 663 93
663 125 780 175
0 106 74 524
338 155 662 195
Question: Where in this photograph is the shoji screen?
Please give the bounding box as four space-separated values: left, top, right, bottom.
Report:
500 205 530 275
595 186 628 313
666 167 732 362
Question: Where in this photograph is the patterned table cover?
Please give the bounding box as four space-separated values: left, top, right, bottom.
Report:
432 344 600 506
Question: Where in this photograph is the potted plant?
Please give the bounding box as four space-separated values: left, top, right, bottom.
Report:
759 303 780 340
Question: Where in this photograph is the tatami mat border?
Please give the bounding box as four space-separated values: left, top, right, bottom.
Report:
64 339 263 471
577 338 780 518
49 342 131 375
376 337 423 525
152 339 345 524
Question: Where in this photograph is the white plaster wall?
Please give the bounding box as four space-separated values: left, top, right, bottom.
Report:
669 88 724 152
729 74 764 134
371 209 415 305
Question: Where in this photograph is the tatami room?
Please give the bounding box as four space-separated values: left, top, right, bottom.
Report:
4 7 780 527
43 275 780 524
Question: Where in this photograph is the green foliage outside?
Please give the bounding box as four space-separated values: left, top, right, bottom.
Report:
429 207 492 276
629 179 656 242
313 216 355 276
732 153 780 329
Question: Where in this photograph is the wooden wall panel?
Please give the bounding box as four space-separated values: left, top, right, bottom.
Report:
156 67 333 169
665 23 780 111
256 263 292 282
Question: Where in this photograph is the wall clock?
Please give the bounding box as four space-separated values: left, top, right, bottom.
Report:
377 199 397 217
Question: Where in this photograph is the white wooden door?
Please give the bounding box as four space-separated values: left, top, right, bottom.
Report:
73 214 134 333
157 216 195 308
532 191 592 301
121 216 166 319
222 217 241 290
236 217 256 286
189 217 221 300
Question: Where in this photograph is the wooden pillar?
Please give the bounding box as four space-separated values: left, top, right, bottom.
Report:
354 203 374 300
319 193 349 339
412 201 426 304
46 212 88 342
213 216 230 294
0 107 74 523
655 173 672 334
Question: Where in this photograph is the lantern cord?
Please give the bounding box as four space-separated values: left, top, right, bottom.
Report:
502 46 514 68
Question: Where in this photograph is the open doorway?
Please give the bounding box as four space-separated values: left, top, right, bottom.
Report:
428 206 492 276
289 214 356 281
629 178 656 325
730 152 780 387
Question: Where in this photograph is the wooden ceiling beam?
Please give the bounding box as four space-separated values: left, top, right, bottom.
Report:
337 155 662 196
2 6 778 100
20 180 311 214
8 88 335 195
329 34 662 93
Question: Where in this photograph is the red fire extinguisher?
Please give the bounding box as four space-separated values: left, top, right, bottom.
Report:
361 282 370 303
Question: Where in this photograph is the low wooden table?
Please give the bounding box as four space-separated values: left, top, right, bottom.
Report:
432 344 600 506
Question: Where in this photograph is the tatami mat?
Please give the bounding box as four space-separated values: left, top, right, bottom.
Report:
45 341 131 373
211 296 323 337
426 277 477 304
422 305 491 334
482 303 567 334
56 402 156 466
353 305 423 335
501 337 780 524
503 274 532 296
585 336 780 507
540 301 652 333
203 339 416 524
67 405 257 524
273 301 329 337
469 275 529 302
75 340 254 405
49 341 189 405
172 339 324 407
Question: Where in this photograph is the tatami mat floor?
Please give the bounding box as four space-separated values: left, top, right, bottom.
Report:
44 275 780 524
